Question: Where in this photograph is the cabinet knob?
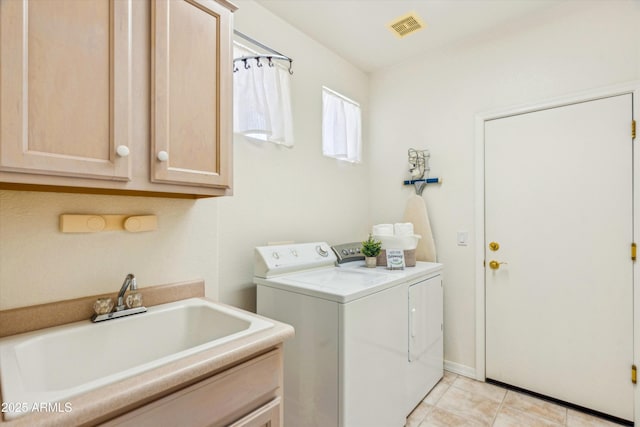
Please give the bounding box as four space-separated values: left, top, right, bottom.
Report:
116 145 130 157
157 151 169 162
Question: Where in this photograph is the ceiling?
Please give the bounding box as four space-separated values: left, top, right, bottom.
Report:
254 0 561 73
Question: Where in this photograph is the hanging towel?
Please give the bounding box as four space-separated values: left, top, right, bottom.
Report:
403 195 437 262
233 43 294 147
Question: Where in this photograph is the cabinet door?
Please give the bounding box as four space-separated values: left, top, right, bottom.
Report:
0 0 132 180
151 0 232 189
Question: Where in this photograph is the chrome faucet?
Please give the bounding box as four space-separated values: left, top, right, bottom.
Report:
116 273 137 311
91 273 147 322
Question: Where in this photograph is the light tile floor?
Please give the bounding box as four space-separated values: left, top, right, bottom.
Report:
406 371 625 427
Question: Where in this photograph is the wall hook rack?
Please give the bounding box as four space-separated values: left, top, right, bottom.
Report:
233 30 294 75
403 177 443 196
60 214 157 233
403 148 442 196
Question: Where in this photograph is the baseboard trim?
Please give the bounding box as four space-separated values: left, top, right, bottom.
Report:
444 360 477 379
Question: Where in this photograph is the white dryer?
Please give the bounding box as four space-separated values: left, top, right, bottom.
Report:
254 242 443 427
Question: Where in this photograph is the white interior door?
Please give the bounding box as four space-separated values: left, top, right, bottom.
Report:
485 94 634 421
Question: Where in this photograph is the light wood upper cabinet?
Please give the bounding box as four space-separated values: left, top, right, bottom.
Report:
0 0 236 198
0 0 133 181
151 0 233 189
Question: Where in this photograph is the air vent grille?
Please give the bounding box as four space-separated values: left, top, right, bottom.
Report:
388 12 425 38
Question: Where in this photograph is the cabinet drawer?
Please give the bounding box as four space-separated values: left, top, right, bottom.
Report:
102 349 282 427
228 397 281 427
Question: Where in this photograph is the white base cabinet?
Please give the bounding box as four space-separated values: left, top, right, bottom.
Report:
101 348 283 427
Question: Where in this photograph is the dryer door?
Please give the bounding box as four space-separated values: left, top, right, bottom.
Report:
408 275 443 410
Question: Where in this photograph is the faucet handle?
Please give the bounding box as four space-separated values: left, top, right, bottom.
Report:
125 292 143 309
93 298 114 315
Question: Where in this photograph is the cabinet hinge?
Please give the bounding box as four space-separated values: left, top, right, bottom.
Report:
632 365 637 384
632 243 637 261
633 120 636 140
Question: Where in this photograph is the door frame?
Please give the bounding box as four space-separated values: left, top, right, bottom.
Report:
474 81 640 419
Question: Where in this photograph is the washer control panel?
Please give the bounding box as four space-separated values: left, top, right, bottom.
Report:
254 242 336 278
331 242 365 264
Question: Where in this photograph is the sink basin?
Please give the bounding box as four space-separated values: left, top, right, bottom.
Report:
0 298 273 420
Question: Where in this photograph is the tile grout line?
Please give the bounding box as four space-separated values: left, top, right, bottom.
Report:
423 377 455 425
425 374 623 427
450 376 510 426
497 389 570 427
410 375 453 426
489 388 508 426
441 378 498 426
432 379 453 406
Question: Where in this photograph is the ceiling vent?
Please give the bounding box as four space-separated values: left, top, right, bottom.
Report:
388 12 426 38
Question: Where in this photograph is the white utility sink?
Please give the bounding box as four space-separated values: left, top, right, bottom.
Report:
0 298 273 420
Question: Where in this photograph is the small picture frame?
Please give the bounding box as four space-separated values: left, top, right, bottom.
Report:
386 248 405 270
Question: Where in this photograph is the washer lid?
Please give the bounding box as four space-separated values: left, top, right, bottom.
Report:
255 266 403 303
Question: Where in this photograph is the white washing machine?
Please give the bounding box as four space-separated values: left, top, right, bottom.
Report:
254 242 443 427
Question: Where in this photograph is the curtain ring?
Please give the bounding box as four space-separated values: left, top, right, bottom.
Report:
288 59 294 75
267 57 274 67
256 57 263 68
243 58 250 70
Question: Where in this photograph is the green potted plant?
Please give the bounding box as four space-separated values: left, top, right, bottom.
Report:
361 234 382 268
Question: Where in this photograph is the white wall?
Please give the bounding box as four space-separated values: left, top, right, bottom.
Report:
369 0 640 372
0 190 219 309
217 1 371 310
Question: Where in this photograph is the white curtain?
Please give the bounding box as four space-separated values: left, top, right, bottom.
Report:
233 43 294 147
322 87 361 163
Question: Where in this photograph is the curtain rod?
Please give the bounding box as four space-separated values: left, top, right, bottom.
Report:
322 86 360 107
234 30 287 57
233 30 294 75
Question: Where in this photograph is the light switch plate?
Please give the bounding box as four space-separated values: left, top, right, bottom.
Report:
457 231 469 246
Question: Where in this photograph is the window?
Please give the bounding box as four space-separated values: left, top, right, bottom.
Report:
322 87 361 163
233 42 294 147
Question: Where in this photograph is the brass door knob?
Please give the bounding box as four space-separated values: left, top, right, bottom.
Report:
489 260 507 270
489 242 500 251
